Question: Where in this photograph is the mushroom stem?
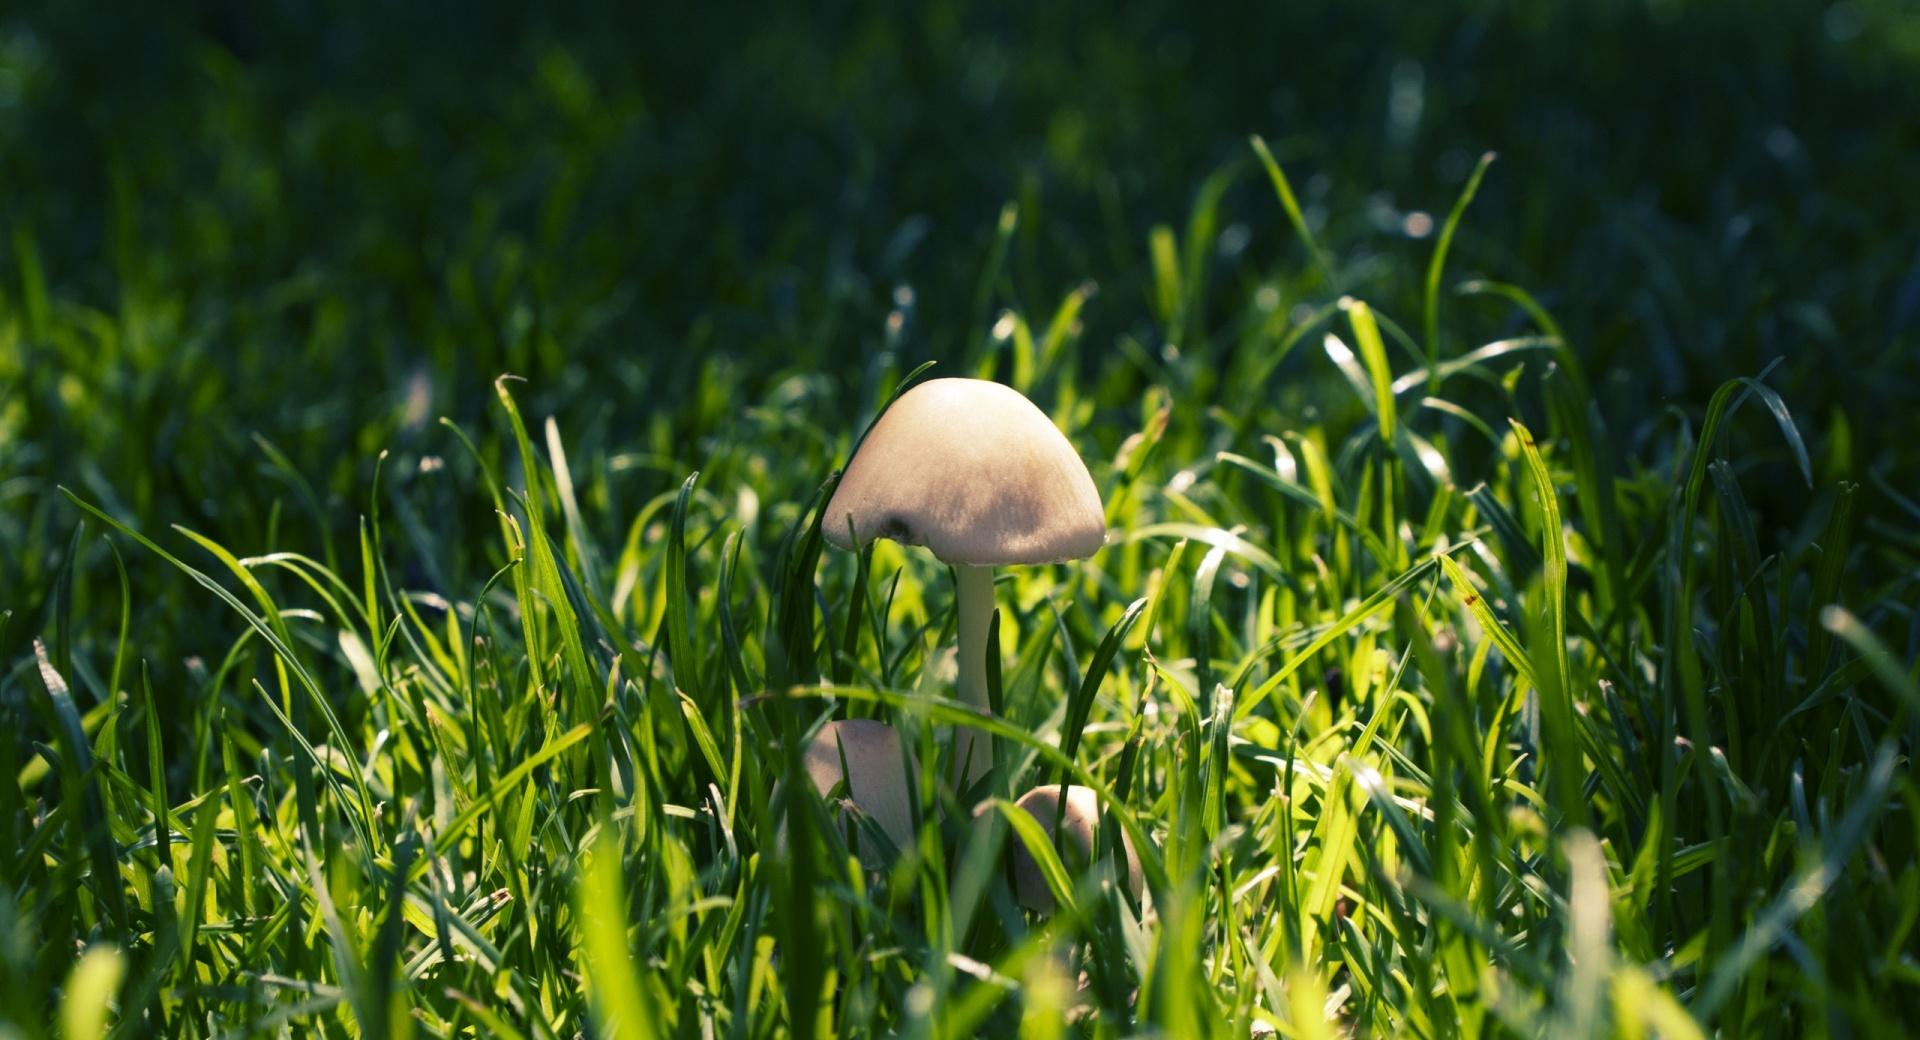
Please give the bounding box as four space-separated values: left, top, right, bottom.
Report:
953 563 996 791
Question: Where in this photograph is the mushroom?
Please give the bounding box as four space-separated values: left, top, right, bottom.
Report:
823 378 1106 793
1001 784 1143 912
794 718 920 863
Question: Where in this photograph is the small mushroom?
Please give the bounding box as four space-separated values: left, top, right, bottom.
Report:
1002 784 1143 912
824 378 1106 792
792 718 920 863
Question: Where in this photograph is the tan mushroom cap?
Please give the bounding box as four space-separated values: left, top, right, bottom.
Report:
823 378 1106 566
1004 784 1144 912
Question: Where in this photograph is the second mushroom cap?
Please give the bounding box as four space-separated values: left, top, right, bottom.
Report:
1003 784 1144 912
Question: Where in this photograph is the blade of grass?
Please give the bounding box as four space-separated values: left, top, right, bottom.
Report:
1423 151 1496 388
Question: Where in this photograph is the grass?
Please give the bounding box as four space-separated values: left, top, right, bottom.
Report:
5 2 1920 1037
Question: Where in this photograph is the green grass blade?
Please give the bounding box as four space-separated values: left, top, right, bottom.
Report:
1422 151 1495 384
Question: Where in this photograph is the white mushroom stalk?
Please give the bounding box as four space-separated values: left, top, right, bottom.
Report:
823 378 1106 795
951 563 996 785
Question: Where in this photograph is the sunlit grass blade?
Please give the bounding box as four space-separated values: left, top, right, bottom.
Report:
1249 134 1336 289
1422 150 1495 383
576 830 663 1040
61 944 125 1040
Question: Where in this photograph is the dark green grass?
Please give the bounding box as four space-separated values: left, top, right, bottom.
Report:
4 2 1920 1037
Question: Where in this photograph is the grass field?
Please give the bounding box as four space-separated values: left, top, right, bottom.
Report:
4 2 1920 1037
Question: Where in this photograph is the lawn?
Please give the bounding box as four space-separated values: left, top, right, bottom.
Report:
3 1 1919 1036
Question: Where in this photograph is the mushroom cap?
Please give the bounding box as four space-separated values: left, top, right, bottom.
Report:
1003 784 1144 912
823 378 1106 566
799 719 920 858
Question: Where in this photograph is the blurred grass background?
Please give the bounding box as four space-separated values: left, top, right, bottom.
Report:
7 2 1918 534
4 0 1920 1034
